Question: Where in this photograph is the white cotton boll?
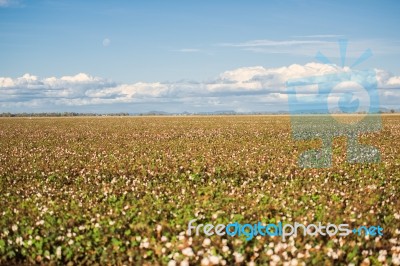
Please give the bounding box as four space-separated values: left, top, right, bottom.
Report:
168 260 177 266
201 257 210 266
234 252 244 263
180 260 189 266
392 256 400 265
202 238 211 247
56 246 62 259
141 241 150 249
182 247 194 257
209 255 219 265
15 237 23 246
271 254 280 262
362 258 370 265
156 224 162 232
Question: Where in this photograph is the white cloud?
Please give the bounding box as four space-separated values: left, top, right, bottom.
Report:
0 77 14 87
293 35 344 39
219 66 266 82
60 73 99 83
175 48 200 53
375 69 400 89
85 82 170 98
387 76 400 87
0 0 11 6
220 39 328 48
0 63 399 112
219 39 334 55
0 0 19 7
219 38 400 57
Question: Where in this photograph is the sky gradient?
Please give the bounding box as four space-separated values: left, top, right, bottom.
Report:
1 0 399 113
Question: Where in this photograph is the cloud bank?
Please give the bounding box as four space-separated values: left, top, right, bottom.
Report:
0 63 399 113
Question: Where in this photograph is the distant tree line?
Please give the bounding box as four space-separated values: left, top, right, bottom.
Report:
0 112 130 117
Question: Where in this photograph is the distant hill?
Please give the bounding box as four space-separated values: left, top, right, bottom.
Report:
0 108 398 117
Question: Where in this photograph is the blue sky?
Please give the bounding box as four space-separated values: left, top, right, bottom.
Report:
0 0 400 113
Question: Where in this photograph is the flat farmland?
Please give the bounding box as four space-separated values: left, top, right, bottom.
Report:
0 115 399 265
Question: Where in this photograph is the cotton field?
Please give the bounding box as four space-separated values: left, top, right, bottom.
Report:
0 115 399 265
